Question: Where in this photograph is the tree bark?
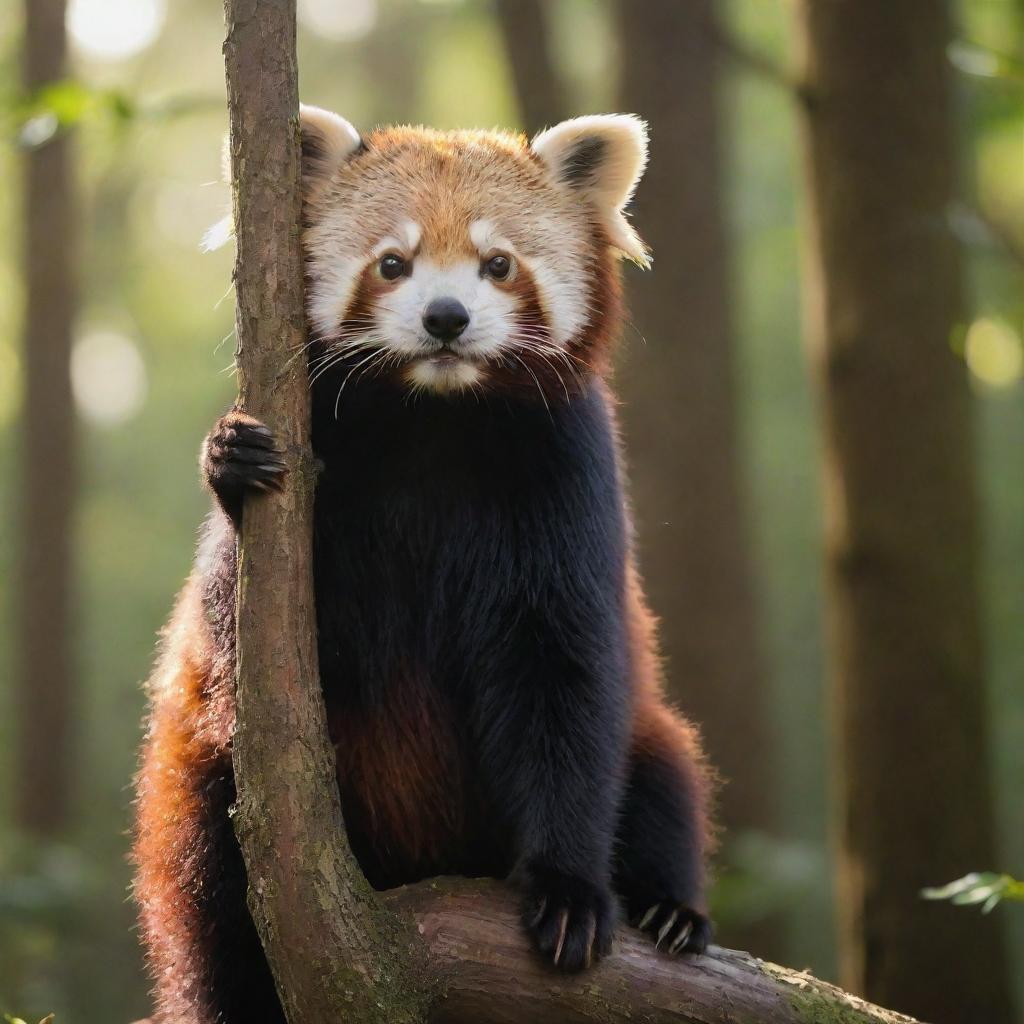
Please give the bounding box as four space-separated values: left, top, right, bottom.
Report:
794 2 1014 1021
16 0 76 836
494 0 565 133
615 0 777 955
223 2 431 1022
387 879 923 1024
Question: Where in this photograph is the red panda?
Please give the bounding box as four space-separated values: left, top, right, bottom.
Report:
133 107 714 1024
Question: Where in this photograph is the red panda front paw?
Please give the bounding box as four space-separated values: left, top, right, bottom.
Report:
519 862 615 973
202 411 286 516
633 901 712 956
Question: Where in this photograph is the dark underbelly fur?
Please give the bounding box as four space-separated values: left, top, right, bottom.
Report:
311 379 625 889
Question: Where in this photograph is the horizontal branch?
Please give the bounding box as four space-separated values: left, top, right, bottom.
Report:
385 879 922 1024
131 877 922 1023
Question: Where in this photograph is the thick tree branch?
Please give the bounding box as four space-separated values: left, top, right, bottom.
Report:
386 880 922 1024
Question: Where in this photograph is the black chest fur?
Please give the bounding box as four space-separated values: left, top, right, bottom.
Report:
306 378 627 886
311 380 624 706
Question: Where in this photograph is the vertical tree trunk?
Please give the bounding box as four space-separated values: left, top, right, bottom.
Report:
616 0 777 955
16 0 76 837
794 3 1014 1021
494 0 564 133
222 2 429 1021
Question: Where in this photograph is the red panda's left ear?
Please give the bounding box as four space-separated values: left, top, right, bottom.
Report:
300 104 364 205
202 105 364 252
531 114 650 268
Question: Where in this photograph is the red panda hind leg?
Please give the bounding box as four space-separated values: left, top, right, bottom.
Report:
614 704 715 955
613 566 716 955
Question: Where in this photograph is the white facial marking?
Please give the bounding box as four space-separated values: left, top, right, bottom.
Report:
469 218 512 256
372 236 405 258
407 358 481 394
471 223 589 350
373 220 421 259
401 220 422 252
306 245 363 338
373 257 519 367
528 261 586 347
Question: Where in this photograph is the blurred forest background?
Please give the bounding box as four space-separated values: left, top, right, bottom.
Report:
0 0 1021 1022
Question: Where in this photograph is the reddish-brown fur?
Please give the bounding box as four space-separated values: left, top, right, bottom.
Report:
134 118 714 1019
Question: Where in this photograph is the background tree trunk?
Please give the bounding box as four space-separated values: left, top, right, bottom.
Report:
794 2 1014 1021
494 0 565 133
615 0 778 956
16 0 76 837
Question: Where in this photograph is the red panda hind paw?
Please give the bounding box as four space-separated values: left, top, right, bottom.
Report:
634 901 712 956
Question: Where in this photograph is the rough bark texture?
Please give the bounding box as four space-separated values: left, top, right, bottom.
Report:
223 2 429 1022
494 0 565 133
615 0 777 955
794 2 1014 1021
16 0 76 836
387 880 922 1024
134 876 923 1024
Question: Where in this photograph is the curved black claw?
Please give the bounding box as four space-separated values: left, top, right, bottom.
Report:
519 862 615 973
202 411 287 523
633 901 712 956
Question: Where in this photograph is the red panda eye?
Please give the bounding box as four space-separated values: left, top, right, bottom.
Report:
379 254 406 281
484 254 512 281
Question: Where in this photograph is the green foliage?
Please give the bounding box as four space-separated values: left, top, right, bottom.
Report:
922 873 1024 913
7 79 134 148
5 78 222 150
950 41 1024 84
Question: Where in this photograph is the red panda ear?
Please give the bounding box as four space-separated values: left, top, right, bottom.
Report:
531 114 650 268
202 106 363 252
300 104 364 205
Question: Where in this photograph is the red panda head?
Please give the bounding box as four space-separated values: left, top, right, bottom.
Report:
299 106 649 399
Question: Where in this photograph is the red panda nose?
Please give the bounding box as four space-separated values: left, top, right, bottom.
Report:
422 298 470 342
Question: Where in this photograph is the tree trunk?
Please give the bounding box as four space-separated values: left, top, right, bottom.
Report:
794 2 1014 1021
494 0 564 133
16 0 76 837
616 0 777 955
222 2 430 1022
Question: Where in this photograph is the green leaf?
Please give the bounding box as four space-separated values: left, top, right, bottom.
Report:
8 78 140 149
921 872 1024 912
